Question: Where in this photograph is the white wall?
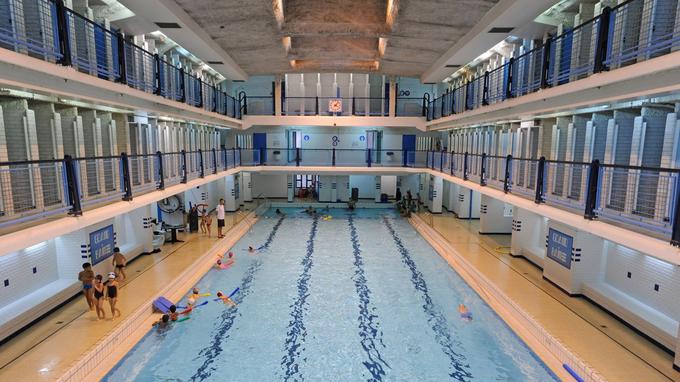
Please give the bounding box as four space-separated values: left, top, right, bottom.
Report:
251 173 288 198
604 244 680 321
231 125 439 151
0 240 58 308
0 204 154 325
380 175 397 197
399 174 420 198
349 175 375 199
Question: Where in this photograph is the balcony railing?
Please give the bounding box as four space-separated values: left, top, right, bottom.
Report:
427 0 680 121
2 148 680 246
279 96 390 116
0 0 241 120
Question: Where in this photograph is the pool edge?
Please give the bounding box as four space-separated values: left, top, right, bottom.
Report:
408 214 605 382
56 213 259 382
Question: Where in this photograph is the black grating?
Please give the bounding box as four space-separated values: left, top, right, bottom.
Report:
155 22 181 29
488 27 514 33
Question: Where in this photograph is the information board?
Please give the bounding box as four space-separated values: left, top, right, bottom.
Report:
90 225 115 265
547 228 573 269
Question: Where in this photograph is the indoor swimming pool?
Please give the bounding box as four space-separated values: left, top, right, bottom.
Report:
104 208 558 381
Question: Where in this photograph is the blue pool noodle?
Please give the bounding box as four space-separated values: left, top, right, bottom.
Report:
228 287 240 298
562 364 584 382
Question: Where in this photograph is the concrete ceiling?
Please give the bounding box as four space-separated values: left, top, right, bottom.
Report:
172 0 500 76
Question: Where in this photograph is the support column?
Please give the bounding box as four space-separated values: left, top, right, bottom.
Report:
242 172 252 202
428 175 443 213
388 76 397 117
224 174 239 212
274 75 282 116
479 194 512 234
287 174 294 202
374 176 382 202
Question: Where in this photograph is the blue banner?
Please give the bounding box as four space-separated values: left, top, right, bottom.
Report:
90 225 115 265
547 228 573 269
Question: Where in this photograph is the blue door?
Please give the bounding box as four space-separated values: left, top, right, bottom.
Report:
402 135 416 166
253 133 266 163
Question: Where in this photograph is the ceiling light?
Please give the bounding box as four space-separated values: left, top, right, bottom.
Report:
445 64 461 68
378 38 387 57
207 61 223 65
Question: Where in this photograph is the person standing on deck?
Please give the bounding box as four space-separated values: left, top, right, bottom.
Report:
78 263 95 311
112 247 127 281
217 199 226 238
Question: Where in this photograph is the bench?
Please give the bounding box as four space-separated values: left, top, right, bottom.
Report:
0 279 80 342
583 282 678 350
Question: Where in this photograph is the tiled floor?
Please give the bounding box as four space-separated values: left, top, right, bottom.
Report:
0 212 246 381
421 211 678 382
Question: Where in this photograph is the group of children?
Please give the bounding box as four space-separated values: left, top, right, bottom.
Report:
154 250 240 329
154 286 237 329
78 248 127 321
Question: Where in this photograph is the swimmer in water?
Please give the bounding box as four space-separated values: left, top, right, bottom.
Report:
248 246 255 253
216 291 236 307
458 304 472 321
153 314 170 330
189 287 201 300
188 287 210 300
169 305 179 321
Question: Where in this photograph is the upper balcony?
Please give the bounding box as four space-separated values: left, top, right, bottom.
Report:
0 0 242 128
425 0 680 130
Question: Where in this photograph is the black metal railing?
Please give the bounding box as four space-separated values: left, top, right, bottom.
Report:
0 0 241 120
1 148 679 245
426 0 680 121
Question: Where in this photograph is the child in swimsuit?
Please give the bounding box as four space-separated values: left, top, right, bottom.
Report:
106 273 121 319
93 274 106 320
78 263 95 311
112 248 127 282
188 287 207 300
204 213 213 237
153 314 170 331
216 291 236 307
458 304 472 321
169 305 179 321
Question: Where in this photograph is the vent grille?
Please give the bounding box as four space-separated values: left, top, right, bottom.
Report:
488 27 514 33
155 22 181 29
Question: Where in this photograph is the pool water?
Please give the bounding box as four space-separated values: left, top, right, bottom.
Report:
105 208 559 381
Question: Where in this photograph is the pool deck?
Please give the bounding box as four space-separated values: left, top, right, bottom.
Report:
0 212 246 381
419 211 677 382
0 208 677 381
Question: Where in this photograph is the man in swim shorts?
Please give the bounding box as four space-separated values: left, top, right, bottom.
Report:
216 199 226 238
112 247 127 281
78 263 95 310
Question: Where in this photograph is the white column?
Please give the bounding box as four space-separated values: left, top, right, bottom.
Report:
479 194 512 234
374 176 382 202
287 174 294 202
242 172 252 202
429 175 443 213
274 75 282 116
388 76 396 117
